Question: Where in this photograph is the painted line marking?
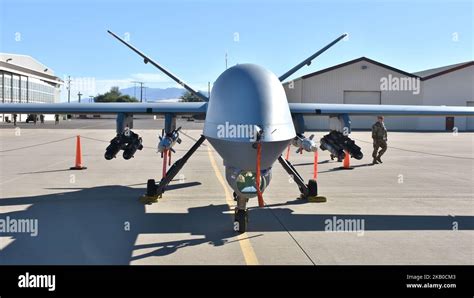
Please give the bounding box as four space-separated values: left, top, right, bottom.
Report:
207 145 259 265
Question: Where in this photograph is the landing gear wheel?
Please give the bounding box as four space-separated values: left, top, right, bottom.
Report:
306 179 326 202
139 179 159 205
307 179 318 196
234 209 248 233
146 179 157 197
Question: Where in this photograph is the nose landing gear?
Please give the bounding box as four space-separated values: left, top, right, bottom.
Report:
234 196 249 233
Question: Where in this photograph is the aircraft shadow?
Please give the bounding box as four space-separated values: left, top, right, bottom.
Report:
0 187 471 264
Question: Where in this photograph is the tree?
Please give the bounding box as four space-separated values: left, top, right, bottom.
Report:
180 91 204 102
94 87 139 103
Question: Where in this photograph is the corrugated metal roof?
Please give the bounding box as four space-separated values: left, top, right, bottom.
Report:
413 61 473 80
293 57 419 82
283 57 473 84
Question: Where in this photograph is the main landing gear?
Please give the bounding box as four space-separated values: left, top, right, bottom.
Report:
139 135 206 204
277 155 326 203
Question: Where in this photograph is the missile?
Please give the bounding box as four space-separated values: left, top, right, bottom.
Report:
104 128 143 160
319 131 363 160
291 134 318 153
157 127 182 155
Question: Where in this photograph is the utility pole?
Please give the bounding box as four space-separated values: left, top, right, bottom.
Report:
131 81 145 102
77 92 82 103
67 76 72 103
140 82 143 102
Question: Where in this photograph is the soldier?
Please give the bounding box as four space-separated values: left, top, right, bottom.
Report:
371 115 387 164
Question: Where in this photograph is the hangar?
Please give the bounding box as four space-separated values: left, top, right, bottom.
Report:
283 57 474 131
0 53 63 123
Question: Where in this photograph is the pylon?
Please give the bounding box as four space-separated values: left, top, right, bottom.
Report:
342 150 352 170
70 135 87 170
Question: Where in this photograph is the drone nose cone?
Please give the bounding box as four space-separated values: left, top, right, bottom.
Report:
203 64 295 143
203 64 295 170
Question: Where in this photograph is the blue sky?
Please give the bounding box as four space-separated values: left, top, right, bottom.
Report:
1 0 472 101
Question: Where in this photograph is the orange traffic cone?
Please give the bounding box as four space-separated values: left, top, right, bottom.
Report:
70 135 87 170
342 150 352 170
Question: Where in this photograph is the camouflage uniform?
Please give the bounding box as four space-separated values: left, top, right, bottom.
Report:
372 121 387 163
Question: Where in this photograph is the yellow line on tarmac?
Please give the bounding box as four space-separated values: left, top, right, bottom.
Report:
207 145 259 265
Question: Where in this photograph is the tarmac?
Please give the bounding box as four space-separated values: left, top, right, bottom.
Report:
0 118 473 265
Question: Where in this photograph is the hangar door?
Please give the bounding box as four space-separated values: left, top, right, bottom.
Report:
343 91 381 129
467 101 474 131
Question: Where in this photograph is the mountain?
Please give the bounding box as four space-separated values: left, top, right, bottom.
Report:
119 87 210 102
119 87 185 101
